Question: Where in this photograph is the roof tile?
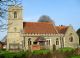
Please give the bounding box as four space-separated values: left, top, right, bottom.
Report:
23 22 57 34
23 22 68 34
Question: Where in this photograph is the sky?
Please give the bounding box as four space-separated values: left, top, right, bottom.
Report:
22 0 80 30
0 0 80 40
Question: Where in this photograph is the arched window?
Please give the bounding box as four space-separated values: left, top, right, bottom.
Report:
28 38 31 45
56 38 59 45
14 11 17 18
69 36 73 42
69 33 73 42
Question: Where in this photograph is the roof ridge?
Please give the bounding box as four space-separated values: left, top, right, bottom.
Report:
52 24 59 34
23 22 53 24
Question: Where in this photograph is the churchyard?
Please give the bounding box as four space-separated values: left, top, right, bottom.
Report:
0 47 80 58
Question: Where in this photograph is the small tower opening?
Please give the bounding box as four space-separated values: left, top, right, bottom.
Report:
14 11 17 18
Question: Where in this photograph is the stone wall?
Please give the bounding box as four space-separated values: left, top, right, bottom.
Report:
64 26 79 48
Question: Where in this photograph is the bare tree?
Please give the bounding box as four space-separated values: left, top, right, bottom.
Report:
0 0 22 32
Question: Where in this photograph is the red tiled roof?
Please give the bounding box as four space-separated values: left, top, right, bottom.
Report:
23 22 57 34
23 22 68 34
56 26 68 34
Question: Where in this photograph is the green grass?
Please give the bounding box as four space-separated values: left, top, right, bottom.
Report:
58 47 74 52
32 49 50 55
68 55 80 58
0 51 27 58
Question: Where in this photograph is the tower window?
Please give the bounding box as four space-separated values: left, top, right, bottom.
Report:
14 11 17 18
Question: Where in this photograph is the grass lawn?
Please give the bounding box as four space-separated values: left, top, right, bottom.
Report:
58 47 74 52
32 49 50 55
68 55 80 58
0 50 27 58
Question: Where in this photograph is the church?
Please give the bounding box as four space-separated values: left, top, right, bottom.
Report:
6 5 79 51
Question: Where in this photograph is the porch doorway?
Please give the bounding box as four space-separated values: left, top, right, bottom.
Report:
34 36 46 49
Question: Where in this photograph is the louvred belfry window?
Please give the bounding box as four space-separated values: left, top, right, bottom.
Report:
14 11 17 18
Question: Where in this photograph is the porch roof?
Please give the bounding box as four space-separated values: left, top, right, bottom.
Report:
35 36 46 42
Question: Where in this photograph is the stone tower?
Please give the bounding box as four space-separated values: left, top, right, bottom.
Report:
7 6 23 50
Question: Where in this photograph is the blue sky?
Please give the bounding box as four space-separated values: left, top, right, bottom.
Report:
22 0 80 30
0 0 80 40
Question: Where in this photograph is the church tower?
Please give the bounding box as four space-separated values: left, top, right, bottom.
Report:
7 6 23 50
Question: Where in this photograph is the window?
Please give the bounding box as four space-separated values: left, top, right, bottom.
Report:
14 11 17 18
69 33 73 42
28 38 31 45
48 40 50 45
33 42 37 44
56 41 59 45
56 38 59 45
46 40 50 45
69 36 73 42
